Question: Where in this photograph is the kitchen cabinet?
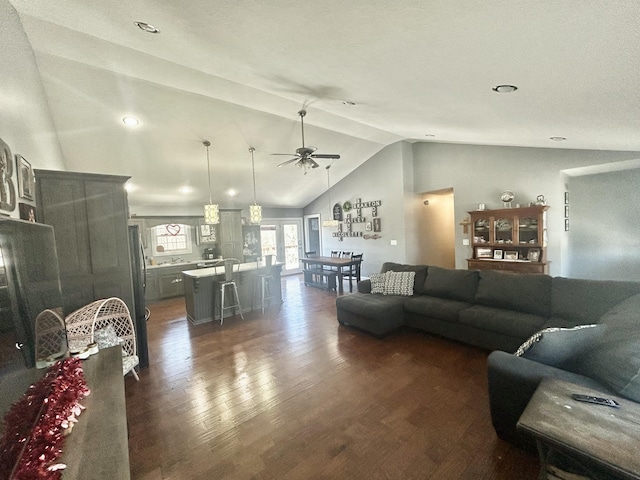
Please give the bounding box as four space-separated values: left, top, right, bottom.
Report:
219 209 243 260
34 170 135 316
467 205 549 274
158 268 185 298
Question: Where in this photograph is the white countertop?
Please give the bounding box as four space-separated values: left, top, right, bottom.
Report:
147 259 218 270
182 261 281 278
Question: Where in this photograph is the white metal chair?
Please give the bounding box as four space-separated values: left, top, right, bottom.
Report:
35 309 68 367
65 297 139 380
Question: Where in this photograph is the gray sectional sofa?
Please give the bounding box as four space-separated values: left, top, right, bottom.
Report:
335 262 640 449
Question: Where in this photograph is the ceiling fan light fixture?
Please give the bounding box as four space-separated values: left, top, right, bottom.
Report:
203 140 219 224
122 116 139 127
248 147 262 224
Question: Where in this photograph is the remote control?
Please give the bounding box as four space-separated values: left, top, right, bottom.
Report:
571 393 620 408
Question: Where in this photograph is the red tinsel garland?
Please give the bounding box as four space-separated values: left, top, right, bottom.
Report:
0 357 90 480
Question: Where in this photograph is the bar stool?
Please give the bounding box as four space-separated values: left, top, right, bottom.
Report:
253 271 273 314
219 258 243 324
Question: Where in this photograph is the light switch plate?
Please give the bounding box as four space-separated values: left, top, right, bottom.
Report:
390 240 397 246
463 238 470 246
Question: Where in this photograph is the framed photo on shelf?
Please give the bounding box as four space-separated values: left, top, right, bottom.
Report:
18 203 36 222
504 251 518 261
493 249 503 260
477 247 493 258
528 249 540 262
16 154 35 200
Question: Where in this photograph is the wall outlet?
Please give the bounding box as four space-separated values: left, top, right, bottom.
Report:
462 238 470 246
390 239 397 246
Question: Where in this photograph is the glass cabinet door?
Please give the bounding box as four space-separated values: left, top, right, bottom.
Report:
473 218 490 244
519 217 539 244
495 218 513 244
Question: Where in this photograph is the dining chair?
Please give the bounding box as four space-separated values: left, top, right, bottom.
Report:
343 253 363 292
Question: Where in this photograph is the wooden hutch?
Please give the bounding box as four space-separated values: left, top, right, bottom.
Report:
467 205 549 274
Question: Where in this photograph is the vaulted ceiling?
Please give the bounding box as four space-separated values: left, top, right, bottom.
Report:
9 1 640 211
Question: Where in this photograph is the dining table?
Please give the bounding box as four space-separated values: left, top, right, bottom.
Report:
300 256 363 294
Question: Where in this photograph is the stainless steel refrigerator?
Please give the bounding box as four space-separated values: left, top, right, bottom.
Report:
128 224 149 369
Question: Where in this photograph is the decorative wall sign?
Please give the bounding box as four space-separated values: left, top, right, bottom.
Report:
0 137 16 213
16 154 35 200
332 197 382 241
332 203 343 221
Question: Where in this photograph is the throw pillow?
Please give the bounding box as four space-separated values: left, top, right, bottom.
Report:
383 271 415 296
514 324 605 370
369 272 387 294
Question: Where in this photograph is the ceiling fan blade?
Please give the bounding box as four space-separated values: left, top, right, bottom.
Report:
271 153 297 156
310 153 341 159
310 159 320 169
277 157 301 167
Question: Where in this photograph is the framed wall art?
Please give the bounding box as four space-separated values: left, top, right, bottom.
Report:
18 202 37 222
0 137 16 212
16 154 35 200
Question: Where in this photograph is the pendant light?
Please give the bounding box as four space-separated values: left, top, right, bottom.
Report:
322 164 339 228
248 147 262 224
203 140 219 224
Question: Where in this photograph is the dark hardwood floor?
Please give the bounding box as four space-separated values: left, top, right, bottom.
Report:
125 275 539 479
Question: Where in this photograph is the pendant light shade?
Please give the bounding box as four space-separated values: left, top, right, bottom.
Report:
322 164 339 228
203 140 219 224
248 147 262 224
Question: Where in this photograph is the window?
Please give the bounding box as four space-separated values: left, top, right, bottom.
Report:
150 224 192 256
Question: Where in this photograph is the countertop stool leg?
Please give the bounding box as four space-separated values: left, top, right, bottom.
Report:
254 274 273 315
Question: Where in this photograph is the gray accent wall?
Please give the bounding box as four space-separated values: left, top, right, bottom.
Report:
412 142 640 276
566 168 640 281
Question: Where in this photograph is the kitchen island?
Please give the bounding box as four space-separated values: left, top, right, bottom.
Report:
182 260 283 324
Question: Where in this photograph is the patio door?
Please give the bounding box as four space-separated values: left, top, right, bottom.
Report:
260 219 303 275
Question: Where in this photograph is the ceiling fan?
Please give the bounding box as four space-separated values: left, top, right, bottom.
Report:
271 109 340 173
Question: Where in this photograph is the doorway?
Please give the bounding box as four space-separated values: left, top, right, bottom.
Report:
417 188 456 268
260 219 304 275
303 214 321 256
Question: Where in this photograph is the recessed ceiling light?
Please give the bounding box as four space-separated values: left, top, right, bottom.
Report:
134 22 160 34
550 136 567 141
342 100 356 106
226 189 237 197
124 183 136 192
179 186 192 194
425 134 435 137
492 85 518 93
122 116 139 127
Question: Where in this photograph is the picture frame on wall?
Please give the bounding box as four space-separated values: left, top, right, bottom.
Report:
16 154 35 200
373 218 381 232
18 202 36 222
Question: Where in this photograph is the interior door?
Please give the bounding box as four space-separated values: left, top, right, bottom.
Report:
260 219 303 275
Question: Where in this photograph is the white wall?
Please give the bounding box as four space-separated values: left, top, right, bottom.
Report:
412 142 640 276
567 167 640 281
0 0 64 216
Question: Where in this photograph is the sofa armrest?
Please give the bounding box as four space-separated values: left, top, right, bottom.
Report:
357 279 372 294
486 350 609 450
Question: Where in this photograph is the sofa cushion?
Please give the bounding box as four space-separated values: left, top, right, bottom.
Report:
459 305 547 339
383 271 415 296
423 266 479 303
404 295 470 323
336 292 407 324
575 327 640 402
551 277 640 325
598 292 640 329
474 270 552 317
381 262 428 295
514 324 605 371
